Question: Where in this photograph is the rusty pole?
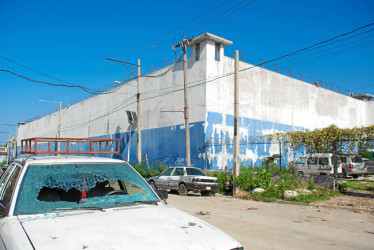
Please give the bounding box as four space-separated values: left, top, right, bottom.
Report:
260 59 264 68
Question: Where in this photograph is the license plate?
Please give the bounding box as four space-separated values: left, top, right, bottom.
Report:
206 186 211 190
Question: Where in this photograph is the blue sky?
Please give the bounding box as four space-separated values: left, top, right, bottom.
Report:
0 0 373 143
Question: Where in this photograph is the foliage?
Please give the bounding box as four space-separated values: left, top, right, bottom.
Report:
234 163 339 203
133 162 166 178
235 164 274 191
339 180 374 192
264 125 374 154
206 170 233 193
360 151 374 161
288 190 341 203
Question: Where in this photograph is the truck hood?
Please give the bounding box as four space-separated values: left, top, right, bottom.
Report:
19 203 241 250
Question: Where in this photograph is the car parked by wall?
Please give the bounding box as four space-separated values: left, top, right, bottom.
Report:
149 167 219 196
362 158 374 175
294 153 342 176
339 154 367 178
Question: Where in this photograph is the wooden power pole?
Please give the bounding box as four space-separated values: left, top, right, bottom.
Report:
233 50 240 195
173 37 191 167
137 59 142 163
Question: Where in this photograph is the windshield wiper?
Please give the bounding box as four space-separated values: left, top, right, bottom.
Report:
53 207 105 212
114 200 158 206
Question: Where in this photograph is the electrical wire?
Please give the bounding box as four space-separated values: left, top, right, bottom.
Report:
114 0 260 59
112 0 235 55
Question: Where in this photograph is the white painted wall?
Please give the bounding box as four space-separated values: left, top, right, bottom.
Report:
205 54 371 132
365 101 374 126
18 58 207 143
18 33 373 163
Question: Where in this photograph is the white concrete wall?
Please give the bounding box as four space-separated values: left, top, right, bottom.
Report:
205 56 370 132
18 58 207 142
365 101 374 126
17 33 373 168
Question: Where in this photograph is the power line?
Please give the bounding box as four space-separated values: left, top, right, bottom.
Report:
0 55 74 85
112 0 236 55
113 0 260 59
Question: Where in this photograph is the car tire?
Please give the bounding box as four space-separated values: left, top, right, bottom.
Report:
297 171 304 176
178 183 188 196
150 181 157 190
201 190 211 196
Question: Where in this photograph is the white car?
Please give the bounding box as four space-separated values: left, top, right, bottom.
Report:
294 153 342 176
149 167 219 196
0 155 243 250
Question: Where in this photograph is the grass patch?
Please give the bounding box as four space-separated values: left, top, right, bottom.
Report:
289 190 342 203
241 188 341 203
339 180 374 192
243 189 281 202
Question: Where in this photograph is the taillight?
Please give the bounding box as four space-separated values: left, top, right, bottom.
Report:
349 164 354 169
215 179 218 183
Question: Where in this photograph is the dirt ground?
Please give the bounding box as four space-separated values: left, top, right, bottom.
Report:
167 193 374 250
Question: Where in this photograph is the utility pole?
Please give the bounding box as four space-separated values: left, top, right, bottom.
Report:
137 59 142 163
233 50 240 195
173 37 191 167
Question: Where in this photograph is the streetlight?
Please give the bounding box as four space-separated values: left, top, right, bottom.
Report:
39 100 62 152
2 123 19 157
0 131 10 164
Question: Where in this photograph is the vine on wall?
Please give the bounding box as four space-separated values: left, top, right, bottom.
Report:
265 125 374 154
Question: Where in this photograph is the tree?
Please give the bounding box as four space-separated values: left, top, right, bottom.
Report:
265 125 374 189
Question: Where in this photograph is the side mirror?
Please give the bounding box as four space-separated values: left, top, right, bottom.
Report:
0 201 6 217
156 189 168 201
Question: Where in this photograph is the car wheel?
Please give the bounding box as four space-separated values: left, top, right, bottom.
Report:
178 183 188 196
201 190 211 196
150 181 157 190
297 171 304 176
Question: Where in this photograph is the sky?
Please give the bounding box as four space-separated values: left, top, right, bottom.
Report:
0 0 373 144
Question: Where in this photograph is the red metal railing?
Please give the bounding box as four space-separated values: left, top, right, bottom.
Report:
21 137 120 155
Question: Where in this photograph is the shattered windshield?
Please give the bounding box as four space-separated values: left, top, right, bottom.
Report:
14 163 157 215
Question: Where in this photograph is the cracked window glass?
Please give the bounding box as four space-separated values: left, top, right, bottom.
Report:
14 163 157 215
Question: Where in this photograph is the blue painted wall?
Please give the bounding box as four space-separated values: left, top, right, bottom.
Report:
16 112 305 171
205 111 305 170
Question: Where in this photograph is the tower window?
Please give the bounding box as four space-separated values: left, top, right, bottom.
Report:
215 43 220 61
195 43 200 61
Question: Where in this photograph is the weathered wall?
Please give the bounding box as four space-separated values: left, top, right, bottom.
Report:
365 101 374 126
18 57 208 166
18 33 373 170
204 44 371 169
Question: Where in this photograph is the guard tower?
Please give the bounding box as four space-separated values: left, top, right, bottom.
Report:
189 32 233 65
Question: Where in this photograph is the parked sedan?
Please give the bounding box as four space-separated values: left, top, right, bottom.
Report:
149 167 219 196
363 158 374 175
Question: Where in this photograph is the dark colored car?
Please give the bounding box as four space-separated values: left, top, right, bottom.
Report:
149 167 218 196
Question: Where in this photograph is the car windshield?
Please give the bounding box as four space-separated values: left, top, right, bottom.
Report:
186 168 206 176
15 163 157 215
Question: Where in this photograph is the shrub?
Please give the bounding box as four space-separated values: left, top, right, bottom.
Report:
133 162 166 178
235 164 275 191
207 170 233 193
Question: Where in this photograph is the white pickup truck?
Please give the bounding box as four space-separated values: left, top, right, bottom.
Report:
0 138 243 250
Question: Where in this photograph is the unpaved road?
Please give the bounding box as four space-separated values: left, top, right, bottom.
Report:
167 194 374 250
